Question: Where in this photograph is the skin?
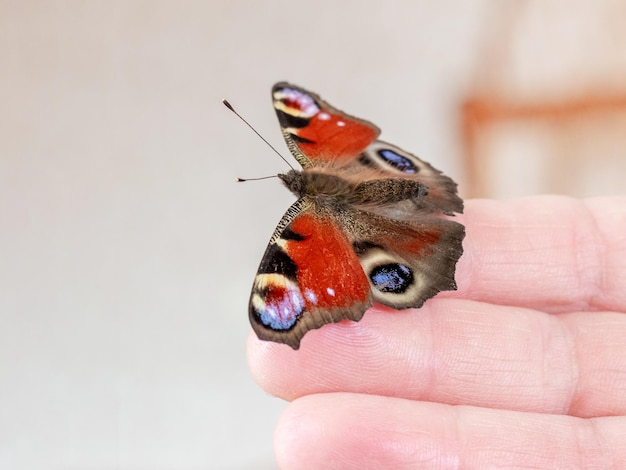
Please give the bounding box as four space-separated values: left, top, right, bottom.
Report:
247 195 626 469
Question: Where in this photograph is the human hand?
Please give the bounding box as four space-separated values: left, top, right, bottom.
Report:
248 196 626 469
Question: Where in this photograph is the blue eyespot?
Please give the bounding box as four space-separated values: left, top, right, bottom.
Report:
377 149 418 173
253 282 304 330
370 263 414 293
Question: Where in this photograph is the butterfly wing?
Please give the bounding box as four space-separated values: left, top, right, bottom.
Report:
358 140 463 215
272 83 463 215
345 208 465 310
272 82 380 168
249 198 372 349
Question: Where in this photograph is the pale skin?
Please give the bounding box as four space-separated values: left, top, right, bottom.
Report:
247 195 626 469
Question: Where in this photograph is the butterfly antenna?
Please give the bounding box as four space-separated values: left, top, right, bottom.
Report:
235 175 278 183
222 99 295 171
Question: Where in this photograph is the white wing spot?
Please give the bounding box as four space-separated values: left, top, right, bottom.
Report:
305 289 318 304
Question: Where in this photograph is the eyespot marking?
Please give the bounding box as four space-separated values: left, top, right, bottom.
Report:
377 148 418 173
274 87 320 117
251 275 304 330
370 263 414 294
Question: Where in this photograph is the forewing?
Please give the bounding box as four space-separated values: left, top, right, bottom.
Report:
249 199 372 349
272 82 380 168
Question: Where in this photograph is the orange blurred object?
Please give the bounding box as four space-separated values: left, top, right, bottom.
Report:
461 1 626 198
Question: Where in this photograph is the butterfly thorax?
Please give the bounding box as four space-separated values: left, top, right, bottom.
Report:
278 170 352 203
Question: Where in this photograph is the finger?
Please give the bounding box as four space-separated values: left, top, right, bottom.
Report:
248 299 626 417
274 393 626 470
452 196 626 312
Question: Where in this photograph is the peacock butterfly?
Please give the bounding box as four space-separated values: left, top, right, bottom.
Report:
247 83 464 349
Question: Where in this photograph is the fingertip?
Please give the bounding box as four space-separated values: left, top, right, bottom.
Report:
274 396 324 469
246 329 313 399
246 330 282 395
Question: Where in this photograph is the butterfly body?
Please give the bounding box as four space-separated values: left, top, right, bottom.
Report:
248 83 465 349
278 169 428 207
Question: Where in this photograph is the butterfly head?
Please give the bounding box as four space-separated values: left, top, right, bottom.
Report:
278 170 305 198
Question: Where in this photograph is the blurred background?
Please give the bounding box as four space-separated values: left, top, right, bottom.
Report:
1 1 624 468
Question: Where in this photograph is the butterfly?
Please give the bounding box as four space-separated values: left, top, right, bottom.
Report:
248 83 464 350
